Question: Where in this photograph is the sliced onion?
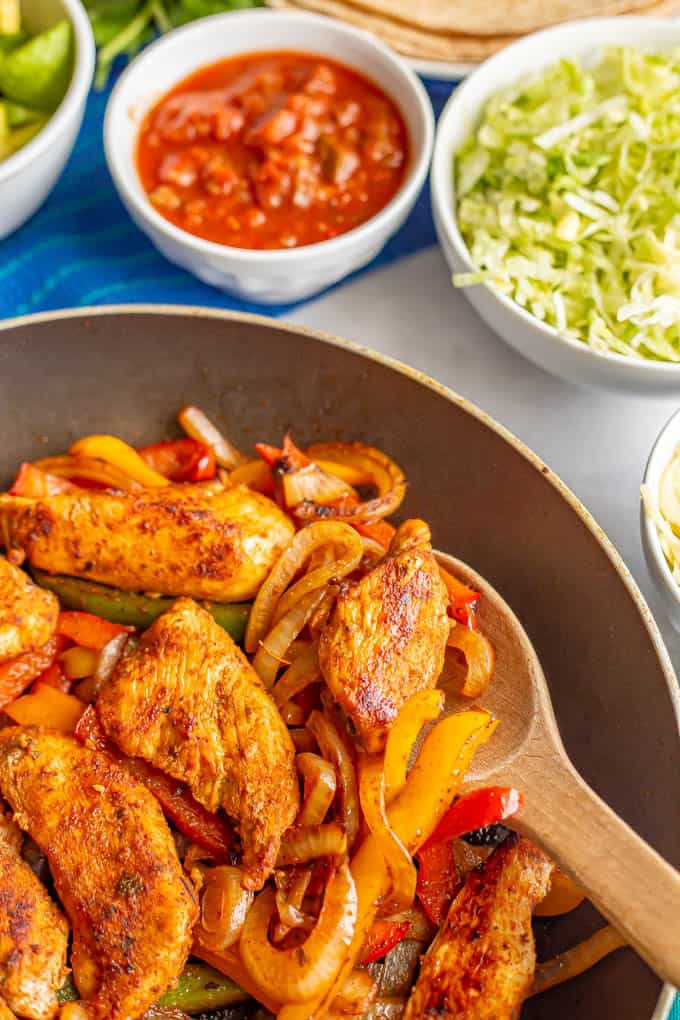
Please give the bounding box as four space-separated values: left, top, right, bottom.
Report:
307 710 359 849
296 443 406 524
274 866 314 941
274 643 321 709
529 926 625 997
367 998 406 1020
383 691 444 803
245 522 363 654
253 589 326 688
33 455 141 490
446 624 495 698
92 632 129 696
331 969 376 1015
280 702 307 726
196 865 253 952
228 459 273 492
377 906 434 944
282 464 355 509
296 752 337 826
240 860 357 1003
358 754 416 912
178 405 247 469
277 823 348 867
290 728 318 754
389 519 430 556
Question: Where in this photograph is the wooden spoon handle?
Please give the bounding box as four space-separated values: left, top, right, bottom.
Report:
517 757 680 988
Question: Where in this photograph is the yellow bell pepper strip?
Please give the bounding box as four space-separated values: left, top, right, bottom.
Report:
383 690 444 802
534 867 585 917
5 681 85 731
59 646 99 681
69 435 169 488
358 753 416 911
278 708 497 1020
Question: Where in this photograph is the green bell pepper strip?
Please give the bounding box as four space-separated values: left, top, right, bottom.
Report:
32 570 250 642
58 963 249 1013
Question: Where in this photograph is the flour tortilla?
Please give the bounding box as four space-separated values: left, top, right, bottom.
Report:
310 0 664 37
266 0 680 62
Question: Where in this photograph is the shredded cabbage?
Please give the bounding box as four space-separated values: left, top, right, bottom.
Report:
454 47 680 362
642 443 680 584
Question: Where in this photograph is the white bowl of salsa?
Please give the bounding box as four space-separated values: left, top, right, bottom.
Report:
104 9 434 303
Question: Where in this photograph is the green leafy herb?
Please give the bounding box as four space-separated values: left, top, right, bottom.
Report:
83 0 263 89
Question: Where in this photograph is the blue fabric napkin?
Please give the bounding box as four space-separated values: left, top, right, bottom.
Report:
0 70 453 317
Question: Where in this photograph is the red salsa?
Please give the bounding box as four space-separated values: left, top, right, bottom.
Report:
136 51 409 250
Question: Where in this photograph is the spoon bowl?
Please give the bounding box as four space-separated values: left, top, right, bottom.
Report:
436 550 680 988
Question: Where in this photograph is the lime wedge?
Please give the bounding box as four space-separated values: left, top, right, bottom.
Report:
0 0 21 35
6 99 43 126
0 31 27 55
0 99 8 139
0 19 72 111
0 114 47 160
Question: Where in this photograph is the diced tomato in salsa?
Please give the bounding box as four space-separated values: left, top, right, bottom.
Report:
137 52 408 250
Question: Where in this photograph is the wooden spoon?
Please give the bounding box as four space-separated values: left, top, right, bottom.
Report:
436 551 680 989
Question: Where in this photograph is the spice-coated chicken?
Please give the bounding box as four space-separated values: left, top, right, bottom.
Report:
0 556 58 662
0 807 69 1020
0 728 197 1020
97 598 300 889
0 483 294 603
319 519 449 752
404 835 552 1020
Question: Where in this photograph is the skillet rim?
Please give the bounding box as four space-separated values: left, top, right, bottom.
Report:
0 303 677 1020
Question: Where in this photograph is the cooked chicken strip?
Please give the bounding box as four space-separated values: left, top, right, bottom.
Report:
0 728 197 1020
97 598 300 889
404 835 552 1020
319 520 449 751
0 805 69 1020
0 556 58 663
0 483 294 603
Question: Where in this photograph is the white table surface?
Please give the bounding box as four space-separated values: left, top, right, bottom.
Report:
292 245 680 672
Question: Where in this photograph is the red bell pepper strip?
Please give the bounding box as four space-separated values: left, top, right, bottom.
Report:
137 439 216 483
439 566 480 630
0 635 60 710
352 518 396 551
75 706 235 859
359 919 410 964
9 463 74 498
255 434 311 472
57 611 133 651
416 840 461 926
34 660 71 693
420 787 523 854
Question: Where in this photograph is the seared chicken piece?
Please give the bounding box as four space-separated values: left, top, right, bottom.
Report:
97 598 299 889
0 483 294 603
0 728 197 1020
319 520 449 751
0 556 58 662
0 806 69 1020
404 835 552 1020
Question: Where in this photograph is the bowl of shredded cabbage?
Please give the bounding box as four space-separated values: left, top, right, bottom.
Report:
642 408 680 632
431 17 680 392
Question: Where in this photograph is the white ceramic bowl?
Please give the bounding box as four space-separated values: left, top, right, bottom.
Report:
431 17 680 394
0 0 94 239
641 407 680 633
104 9 434 304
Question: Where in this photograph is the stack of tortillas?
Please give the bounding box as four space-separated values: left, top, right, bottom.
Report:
266 0 680 65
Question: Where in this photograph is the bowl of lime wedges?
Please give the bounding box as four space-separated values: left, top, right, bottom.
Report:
0 0 94 238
